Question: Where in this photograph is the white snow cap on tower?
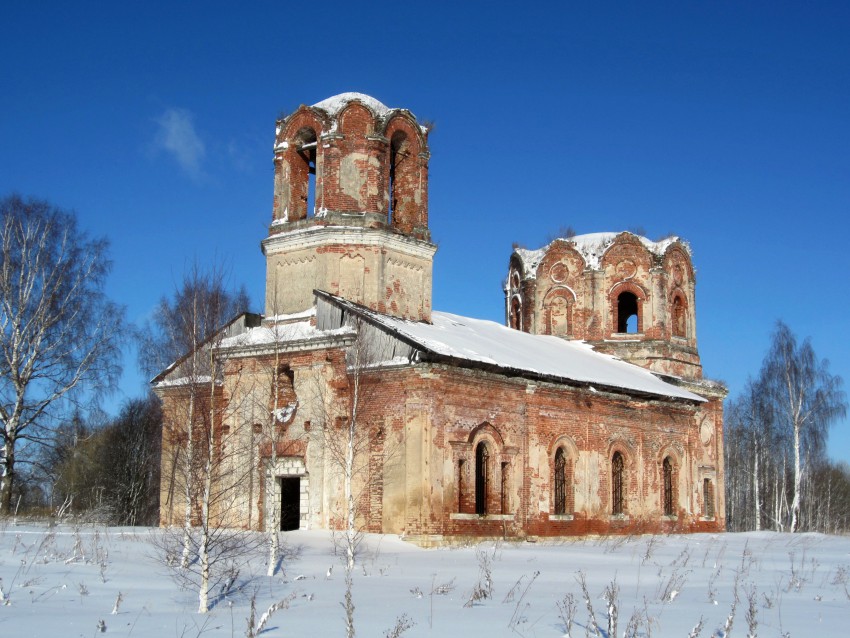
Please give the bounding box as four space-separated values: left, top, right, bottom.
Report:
312 92 391 117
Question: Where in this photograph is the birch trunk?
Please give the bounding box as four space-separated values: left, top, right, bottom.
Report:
267 344 281 577
753 436 761 531
197 372 215 613
181 391 195 569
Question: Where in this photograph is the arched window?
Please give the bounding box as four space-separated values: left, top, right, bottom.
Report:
509 297 522 331
554 448 567 515
703 478 715 519
475 442 489 515
510 271 520 291
617 292 639 333
612 451 625 515
662 456 674 516
457 459 465 513
672 295 686 337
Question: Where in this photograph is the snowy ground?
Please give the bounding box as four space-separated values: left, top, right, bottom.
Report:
0 522 848 637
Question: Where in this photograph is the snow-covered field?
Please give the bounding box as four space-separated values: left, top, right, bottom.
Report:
1 522 848 637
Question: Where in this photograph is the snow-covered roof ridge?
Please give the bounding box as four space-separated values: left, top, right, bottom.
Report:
312 92 391 117
319 292 704 402
514 231 689 277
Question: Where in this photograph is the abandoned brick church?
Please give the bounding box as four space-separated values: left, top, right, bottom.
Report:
156 93 726 543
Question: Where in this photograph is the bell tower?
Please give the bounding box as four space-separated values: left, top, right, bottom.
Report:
507 232 704 380
262 92 435 321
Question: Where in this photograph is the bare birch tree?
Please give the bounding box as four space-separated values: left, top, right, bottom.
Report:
725 322 847 533
142 264 253 612
307 314 387 638
760 321 846 532
0 195 123 514
240 290 301 577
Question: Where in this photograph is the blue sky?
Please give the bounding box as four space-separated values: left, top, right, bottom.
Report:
2 2 849 462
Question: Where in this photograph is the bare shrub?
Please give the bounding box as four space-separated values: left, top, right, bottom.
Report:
657 567 688 603
555 592 576 637
688 616 705 638
603 578 619 638
745 584 758 638
464 549 494 607
384 613 415 638
245 592 295 638
576 571 602 638
506 570 539 632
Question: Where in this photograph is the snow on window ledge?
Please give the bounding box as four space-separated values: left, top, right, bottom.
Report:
450 513 515 522
549 514 574 522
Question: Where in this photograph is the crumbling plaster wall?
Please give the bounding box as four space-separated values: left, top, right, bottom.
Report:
349 364 724 542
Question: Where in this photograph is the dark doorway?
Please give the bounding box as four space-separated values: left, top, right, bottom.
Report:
280 477 301 531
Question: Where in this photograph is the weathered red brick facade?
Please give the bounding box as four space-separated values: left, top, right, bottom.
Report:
157 93 726 543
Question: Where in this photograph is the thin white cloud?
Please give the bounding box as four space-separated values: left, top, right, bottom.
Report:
227 139 253 173
153 108 206 179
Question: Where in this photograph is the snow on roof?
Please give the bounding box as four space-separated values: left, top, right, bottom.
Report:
219 320 354 349
312 92 391 117
155 375 213 388
351 305 704 402
514 231 687 277
264 307 316 323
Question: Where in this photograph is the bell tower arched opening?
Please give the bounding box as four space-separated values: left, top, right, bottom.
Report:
617 291 639 333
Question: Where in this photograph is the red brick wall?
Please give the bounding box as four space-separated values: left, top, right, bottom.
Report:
350 363 724 539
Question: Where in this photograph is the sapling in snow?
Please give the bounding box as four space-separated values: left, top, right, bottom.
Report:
576 571 602 638
111 591 123 615
688 616 705 638
603 578 619 638
555 592 576 638
383 613 415 638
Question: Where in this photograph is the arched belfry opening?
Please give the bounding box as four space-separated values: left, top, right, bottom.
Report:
295 128 318 219
617 291 639 333
389 131 408 226
385 119 425 235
